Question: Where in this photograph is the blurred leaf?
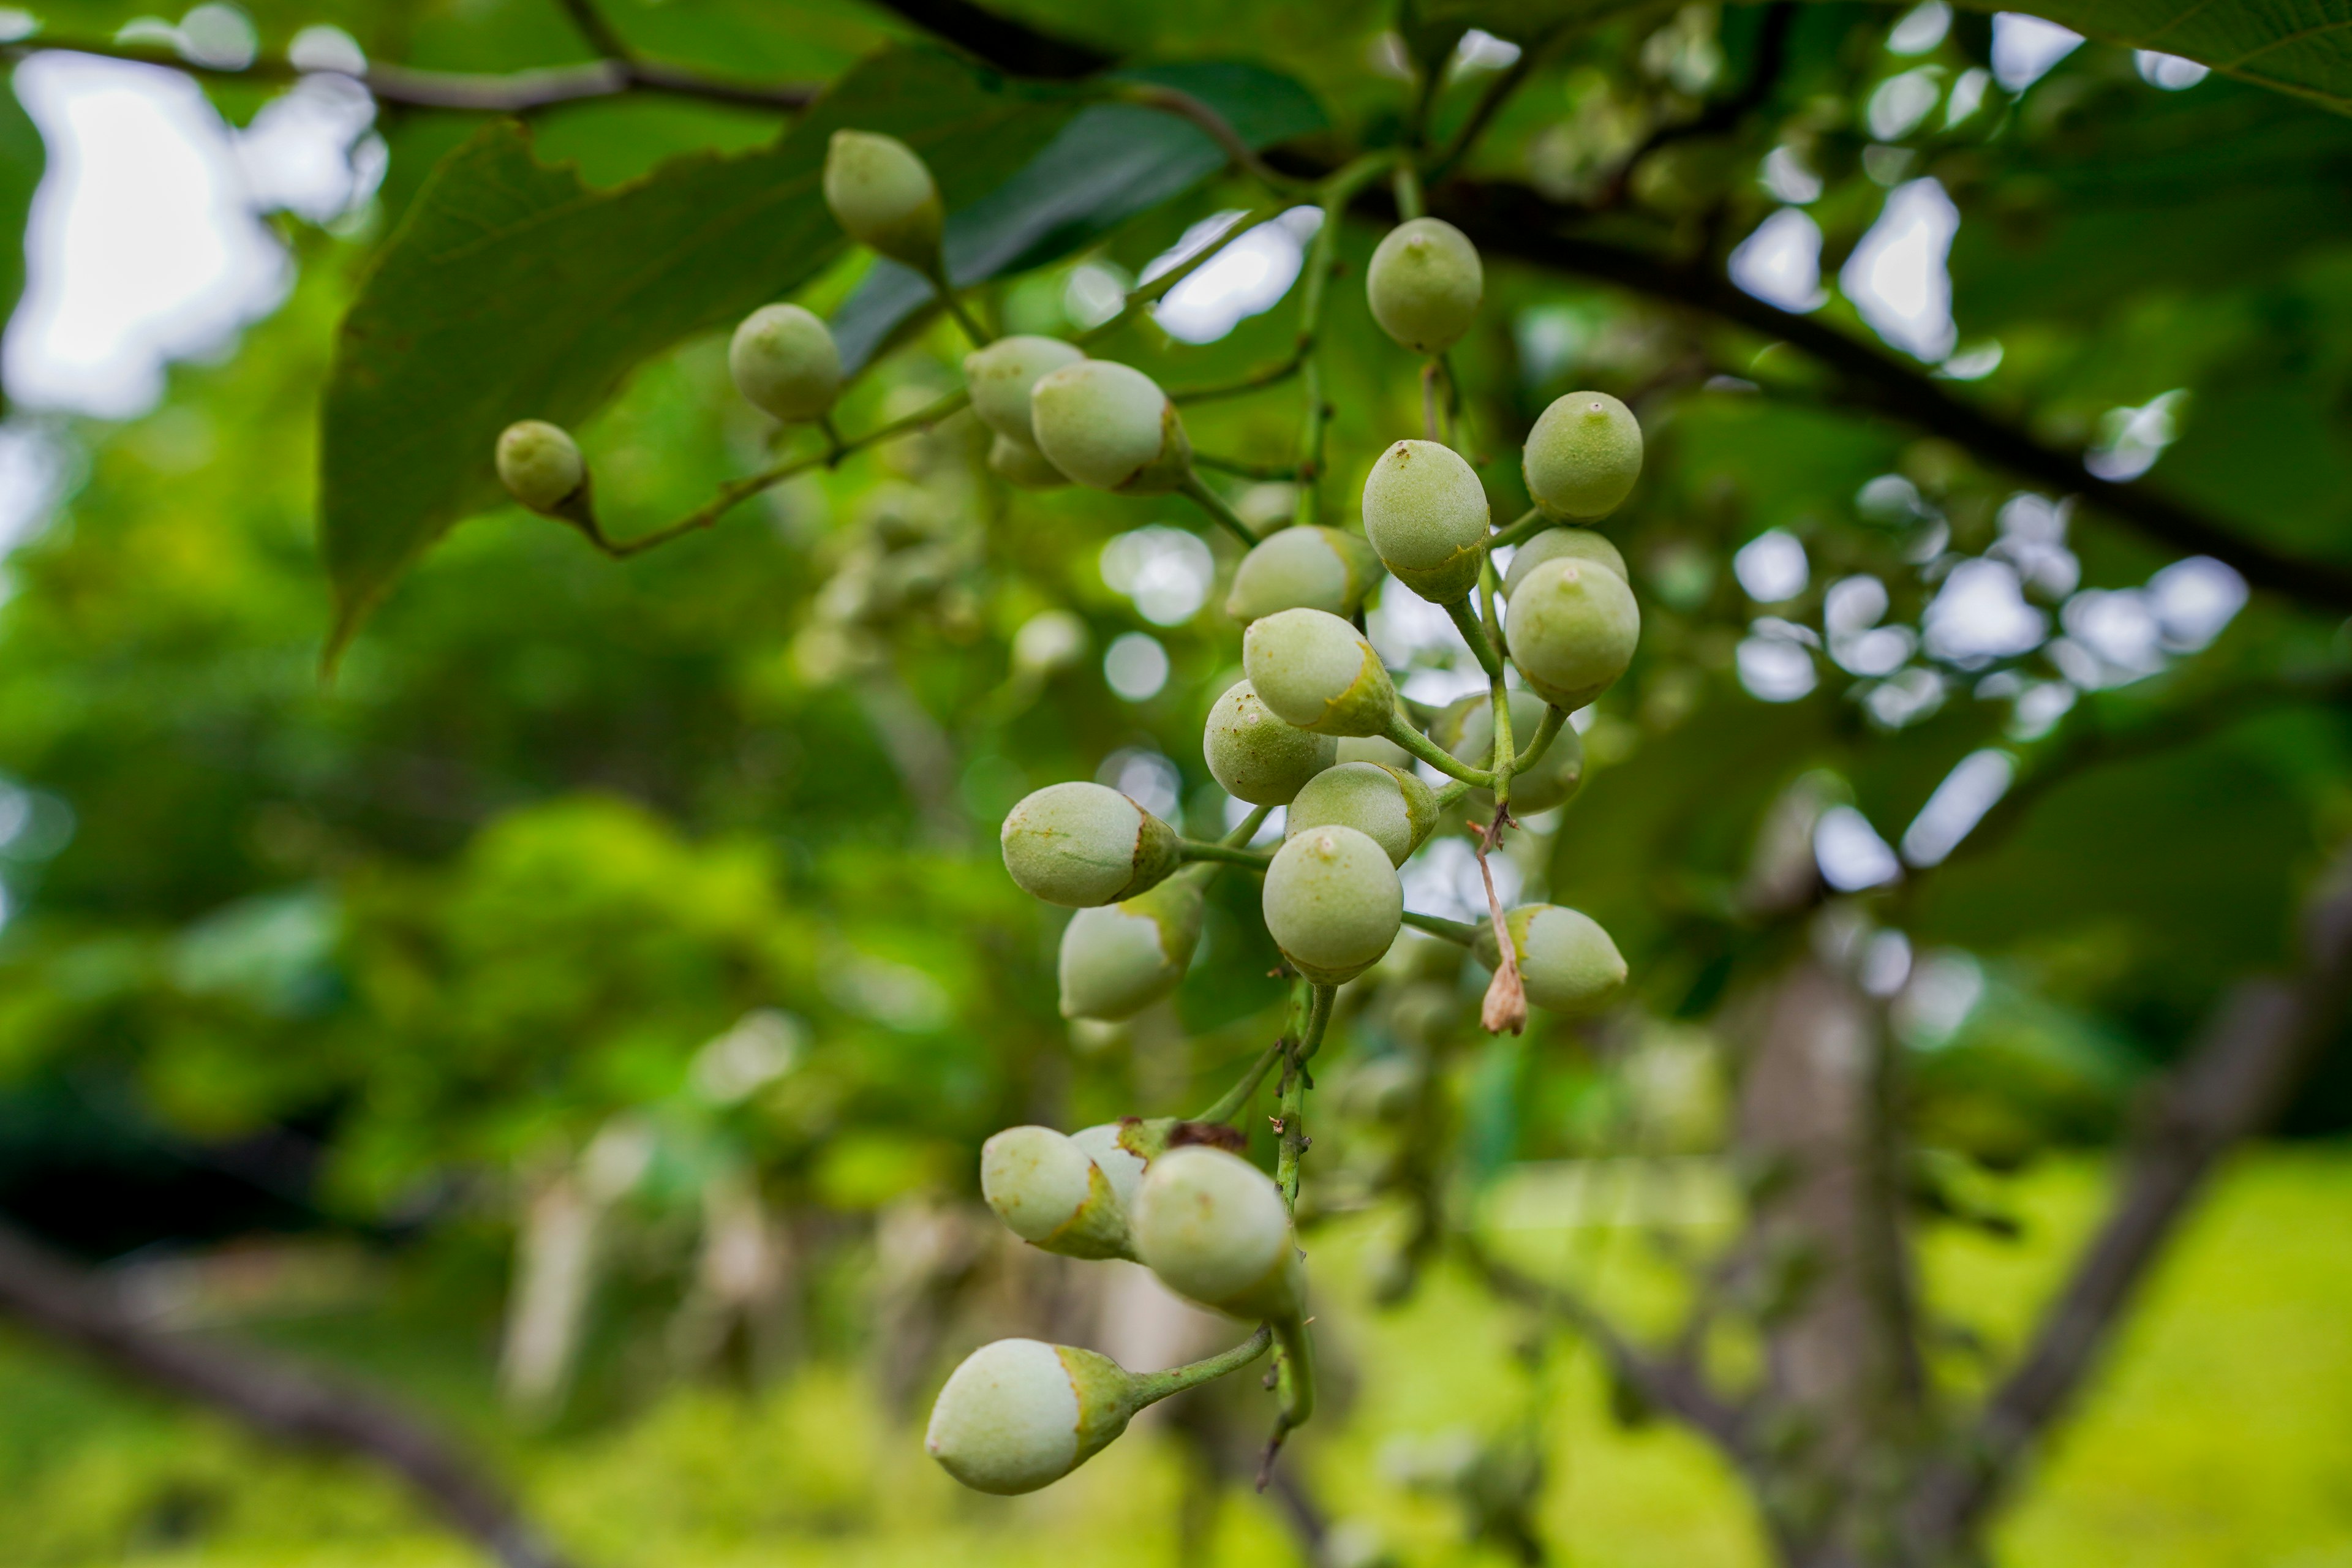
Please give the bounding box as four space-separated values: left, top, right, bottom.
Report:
0 66 43 410
831 60 1330 372
1952 0 2352 114
318 48 1073 665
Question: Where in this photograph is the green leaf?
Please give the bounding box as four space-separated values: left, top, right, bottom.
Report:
0 66 44 412
317 48 1073 666
830 60 1330 373
1953 0 2352 114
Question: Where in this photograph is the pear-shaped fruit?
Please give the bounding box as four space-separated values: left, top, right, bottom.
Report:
1204 680 1337 805
1057 876 1204 1021
1502 557 1640 710
1473 904 1627 1014
1029 360 1192 495
1286 761 1436 867
1523 391 1643 522
1000 782 1182 907
1224 526 1384 624
728 304 842 423
1131 1145 1304 1321
1362 439 1490 603
1242 609 1396 737
925 1338 1141 1494
965 336 1085 448
987 432 1069 489
1262 824 1403 984
1366 217 1483 355
496 421 584 515
979 1125 1134 1259
824 129 944 272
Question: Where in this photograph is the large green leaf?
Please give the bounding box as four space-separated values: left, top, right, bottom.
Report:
1954 0 2352 114
831 60 1330 372
317 49 1072 663
0 66 43 413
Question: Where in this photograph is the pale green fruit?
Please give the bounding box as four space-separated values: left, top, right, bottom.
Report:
1057 876 1203 1022
1068 1122 1148 1211
925 1338 1140 1494
823 129 943 271
1523 391 1643 522
1131 1145 1304 1321
1336 733 1415 769
496 420 584 514
980 1125 1133 1259
965 336 1085 447
1242 609 1396 737
987 433 1069 489
1502 557 1640 710
1030 360 1193 495
1000 782 1182 907
1366 217 1483 354
1204 680 1337 805
1287 762 1436 867
1502 527 1626 598
1224 526 1384 624
1262 824 1403 985
1473 905 1627 1014
728 304 842 423
1436 690 1585 814
1361 439 1490 603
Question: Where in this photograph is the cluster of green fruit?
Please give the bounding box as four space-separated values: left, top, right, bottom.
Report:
496 128 1649 1491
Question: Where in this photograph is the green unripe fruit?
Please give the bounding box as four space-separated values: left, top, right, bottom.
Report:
1503 527 1626 598
1131 1145 1305 1321
1362 439 1490 603
925 1338 1140 1494
1204 680 1337 805
1502 557 1640 710
987 433 1069 489
980 1125 1134 1259
496 420 585 515
1058 875 1203 1022
727 303 841 423
823 129 944 272
1366 217 1483 355
1001 782 1182 907
1473 905 1627 1014
1523 391 1643 522
965 336 1085 448
1068 1122 1148 1211
1286 761 1436 867
1224 526 1384 624
1262 824 1403 985
1436 690 1585 814
1030 360 1193 495
1242 609 1396 738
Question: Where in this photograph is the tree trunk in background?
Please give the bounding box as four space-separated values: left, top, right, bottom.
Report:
1733 952 1923 1566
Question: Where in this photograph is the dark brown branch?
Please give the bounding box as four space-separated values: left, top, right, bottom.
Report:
5 40 816 113
863 0 1115 79
1905 842 2352 1547
555 0 636 64
1426 180 2352 614
0 1217 577 1568
1457 1232 1753 1466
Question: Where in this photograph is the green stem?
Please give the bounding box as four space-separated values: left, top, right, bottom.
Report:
1079 205 1289 346
1192 451 1302 483
1443 597 1506 682
1170 349 1308 405
1488 506 1551 551
1392 151 1427 222
602 389 970 557
1272 1313 1317 1430
1434 778 1476 809
1129 1325 1274 1406
1178 470 1261 547
1195 1039 1284 1125
1223 804 1275 847
1403 909 1483 946
1488 665 1515 816
1294 154 1395 529
925 268 991 349
1514 704 1568 773
1180 839 1273 870
1275 984 1333 1209
1386 710 1493 786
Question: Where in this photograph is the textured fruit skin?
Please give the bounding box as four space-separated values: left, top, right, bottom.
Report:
1262 824 1403 984
1286 761 1436 866
727 304 842 423
1523 391 1643 522
1030 360 1193 494
1069 1122 1147 1210
1204 681 1338 805
980 1125 1133 1259
1474 905 1627 1014
1000 782 1182 907
1362 439 1490 603
1224 526 1384 624
1057 875 1204 1021
1243 609 1396 737
987 432 1069 489
1502 557 1640 710
965 336 1085 448
1436 690 1586 814
925 1338 1139 1494
823 130 943 271
495 421 584 514
1502 527 1626 598
1366 217 1483 354
1131 1146 1304 1321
